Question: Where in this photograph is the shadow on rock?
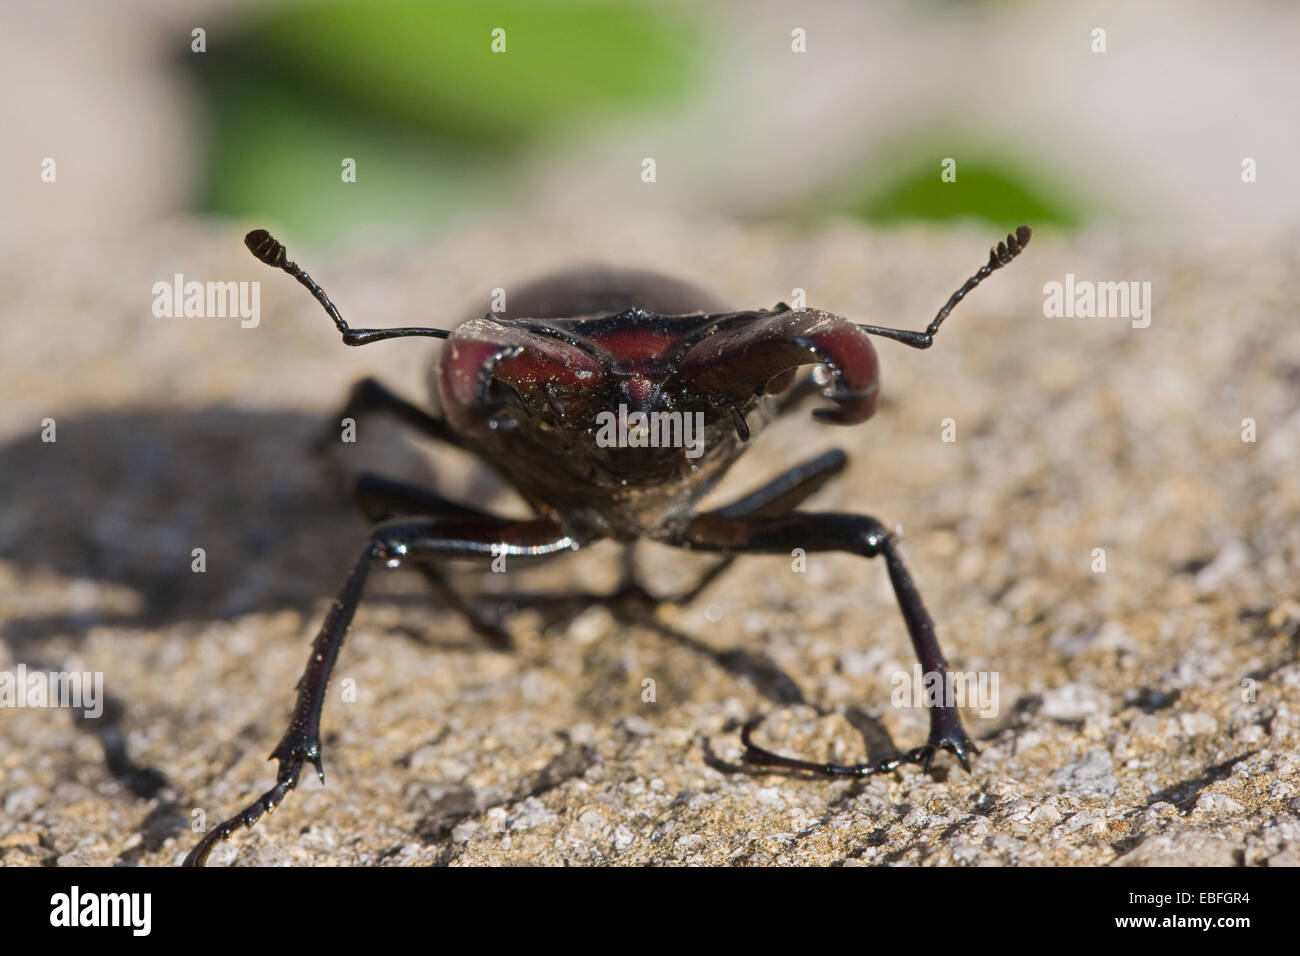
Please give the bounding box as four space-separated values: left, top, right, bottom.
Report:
0 406 400 644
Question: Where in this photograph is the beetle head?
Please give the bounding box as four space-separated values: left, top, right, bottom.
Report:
437 305 880 445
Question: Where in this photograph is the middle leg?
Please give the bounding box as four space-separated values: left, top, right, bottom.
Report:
352 472 513 647
507 448 852 622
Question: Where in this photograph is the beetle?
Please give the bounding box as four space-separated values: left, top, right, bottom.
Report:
183 224 1031 865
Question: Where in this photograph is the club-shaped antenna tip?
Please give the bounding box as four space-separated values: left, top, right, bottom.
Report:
244 229 284 266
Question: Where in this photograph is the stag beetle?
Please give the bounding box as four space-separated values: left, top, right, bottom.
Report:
183 225 1032 865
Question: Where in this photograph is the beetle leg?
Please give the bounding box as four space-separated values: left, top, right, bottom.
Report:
653 449 850 606
353 472 512 648
670 510 977 777
320 377 567 538
354 472 498 522
355 473 628 641
536 450 852 618
433 446 847 628
322 381 501 640
661 555 735 606
315 374 569 644
317 376 467 453
711 449 847 521
183 546 372 867
183 516 573 866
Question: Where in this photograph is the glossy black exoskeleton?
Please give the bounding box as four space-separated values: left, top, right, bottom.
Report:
184 225 1031 865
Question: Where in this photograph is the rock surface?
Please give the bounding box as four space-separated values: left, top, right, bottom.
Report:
1 218 1297 866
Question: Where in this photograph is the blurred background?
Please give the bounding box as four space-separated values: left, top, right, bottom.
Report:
3 0 1298 247
3 0 1300 869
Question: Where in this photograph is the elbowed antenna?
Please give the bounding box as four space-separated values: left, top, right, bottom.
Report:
244 228 452 345
857 225 1032 349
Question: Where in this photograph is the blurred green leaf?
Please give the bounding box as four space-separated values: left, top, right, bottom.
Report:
194 0 699 231
199 76 508 234
855 158 1080 228
210 0 697 146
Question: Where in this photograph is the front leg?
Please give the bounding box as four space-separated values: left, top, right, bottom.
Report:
317 376 467 454
183 516 574 866
352 472 516 648
673 510 977 776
